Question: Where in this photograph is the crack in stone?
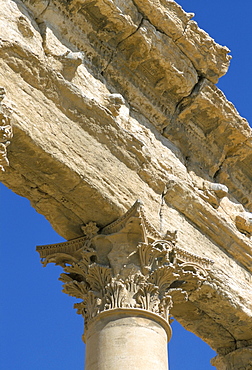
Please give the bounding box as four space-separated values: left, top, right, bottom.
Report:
213 158 226 181
163 75 205 132
213 137 252 180
131 0 199 74
101 16 144 75
131 0 177 38
117 16 144 49
159 188 166 235
175 75 205 115
100 50 115 75
174 21 190 43
34 0 51 21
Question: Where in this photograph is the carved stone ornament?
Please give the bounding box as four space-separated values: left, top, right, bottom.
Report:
0 87 13 172
37 200 213 336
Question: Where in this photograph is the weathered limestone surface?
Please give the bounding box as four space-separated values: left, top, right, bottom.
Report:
211 345 252 370
85 314 169 370
0 0 252 367
0 87 13 170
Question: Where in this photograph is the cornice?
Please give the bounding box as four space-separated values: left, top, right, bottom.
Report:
21 0 252 212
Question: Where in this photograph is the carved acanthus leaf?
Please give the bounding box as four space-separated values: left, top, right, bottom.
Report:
86 264 112 293
159 293 173 321
125 274 145 291
83 291 101 321
74 301 85 316
62 280 88 299
104 280 126 310
42 253 78 267
138 243 164 274
59 273 75 283
136 283 159 313
148 265 180 294
79 249 97 272
64 261 87 278
178 263 207 292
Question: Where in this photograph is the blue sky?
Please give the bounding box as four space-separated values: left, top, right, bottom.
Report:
1 1 252 369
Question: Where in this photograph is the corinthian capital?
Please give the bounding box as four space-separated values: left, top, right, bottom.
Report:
37 200 213 336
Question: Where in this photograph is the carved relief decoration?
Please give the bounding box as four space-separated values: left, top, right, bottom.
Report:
37 200 213 332
0 87 13 172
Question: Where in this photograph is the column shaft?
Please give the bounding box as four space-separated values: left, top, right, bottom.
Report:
85 312 169 370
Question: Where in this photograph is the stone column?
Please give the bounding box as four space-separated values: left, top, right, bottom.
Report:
37 200 213 370
85 311 170 370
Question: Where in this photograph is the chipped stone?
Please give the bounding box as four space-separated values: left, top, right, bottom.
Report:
0 0 251 368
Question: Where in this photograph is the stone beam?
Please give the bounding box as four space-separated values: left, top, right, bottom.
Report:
0 0 252 367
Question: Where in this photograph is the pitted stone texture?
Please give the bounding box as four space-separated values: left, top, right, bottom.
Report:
163 78 252 211
0 87 13 171
132 0 231 82
235 212 252 237
212 346 252 370
0 0 44 57
0 1 252 366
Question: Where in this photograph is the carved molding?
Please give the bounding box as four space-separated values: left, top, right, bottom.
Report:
37 200 213 334
164 174 252 272
0 87 13 172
